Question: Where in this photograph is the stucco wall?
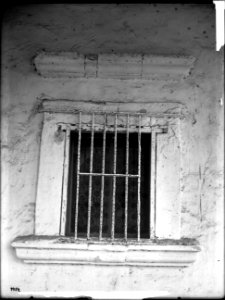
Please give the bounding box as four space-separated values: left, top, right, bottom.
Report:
1 4 224 298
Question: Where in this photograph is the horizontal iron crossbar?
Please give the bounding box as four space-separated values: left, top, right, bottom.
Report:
78 172 139 178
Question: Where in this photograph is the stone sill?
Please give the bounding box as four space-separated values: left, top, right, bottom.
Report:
12 236 200 267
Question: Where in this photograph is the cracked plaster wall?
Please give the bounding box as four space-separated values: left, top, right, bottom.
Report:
1 4 224 298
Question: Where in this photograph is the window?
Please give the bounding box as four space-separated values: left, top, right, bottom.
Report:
12 99 199 267
65 112 153 241
33 99 184 240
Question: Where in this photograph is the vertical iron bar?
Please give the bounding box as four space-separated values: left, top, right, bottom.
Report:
124 114 129 241
137 114 141 241
111 114 117 240
87 113 95 239
74 112 82 239
150 129 156 239
99 114 107 240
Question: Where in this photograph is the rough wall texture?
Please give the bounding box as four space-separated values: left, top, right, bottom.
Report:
1 4 224 298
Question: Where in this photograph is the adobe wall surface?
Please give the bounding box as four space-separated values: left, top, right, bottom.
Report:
1 4 224 297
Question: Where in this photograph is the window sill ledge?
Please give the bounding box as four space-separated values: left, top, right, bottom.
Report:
11 235 200 267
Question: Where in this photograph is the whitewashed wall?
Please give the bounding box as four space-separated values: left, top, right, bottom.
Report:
1 4 224 298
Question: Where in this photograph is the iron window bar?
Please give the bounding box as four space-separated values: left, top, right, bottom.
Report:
78 172 139 177
99 114 107 240
137 114 142 241
124 114 129 241
74 112 82 239
87 113 95 239
59 111 166 242
111 114 118 241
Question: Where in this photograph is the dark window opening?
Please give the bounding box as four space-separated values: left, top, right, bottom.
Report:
66 131 151 240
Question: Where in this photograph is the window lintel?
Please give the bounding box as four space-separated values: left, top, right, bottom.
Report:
38 98 189 120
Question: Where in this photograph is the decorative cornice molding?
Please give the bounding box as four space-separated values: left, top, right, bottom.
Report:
33 52 196 81
12 236 200 267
